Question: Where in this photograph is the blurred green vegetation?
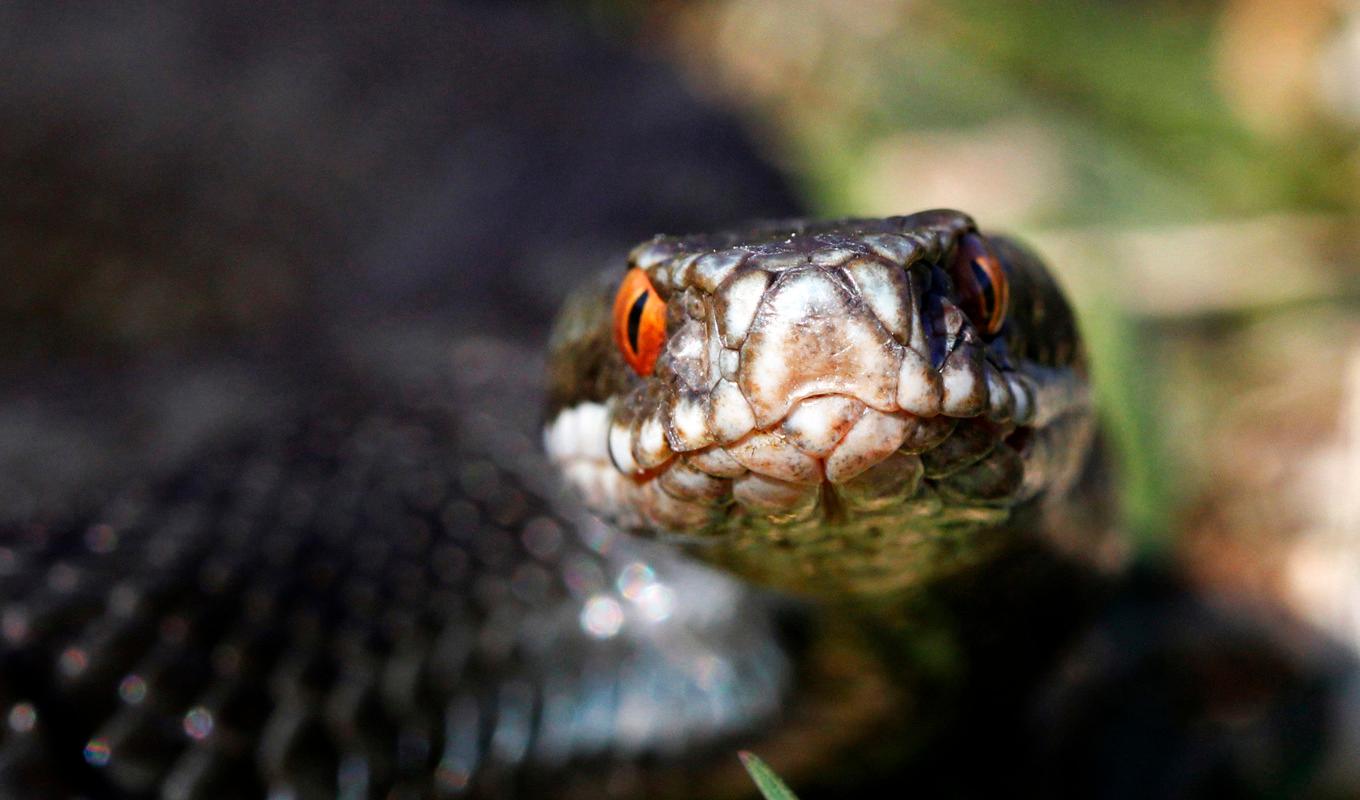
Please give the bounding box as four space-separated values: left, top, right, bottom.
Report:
805 0 1351 223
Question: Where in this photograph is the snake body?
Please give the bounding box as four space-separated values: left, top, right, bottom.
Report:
3 188 1351 798
0 342 799 799
0 209 1108 799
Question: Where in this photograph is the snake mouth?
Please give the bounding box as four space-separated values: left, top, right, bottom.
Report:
545 376 1036 537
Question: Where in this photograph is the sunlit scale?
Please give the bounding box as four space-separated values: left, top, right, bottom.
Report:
2 609 29 644
615 561 676 623
58 646 88 678
0 385 795 797
118 674 148 704
616 562 657 599
564 554 607 596
84 523 119 553
182 706 214 740
520 516 563 560
634 583 676 623
580 595 625 639
7 702 36 733
83 737 112 767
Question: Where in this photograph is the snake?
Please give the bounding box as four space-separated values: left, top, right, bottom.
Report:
6 2 1346 793
0 207 1116 799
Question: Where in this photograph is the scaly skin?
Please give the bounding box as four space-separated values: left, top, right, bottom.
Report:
546 211 1109 599
0 212 1114 799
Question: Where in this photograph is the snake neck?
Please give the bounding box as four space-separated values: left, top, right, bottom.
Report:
826 441 1124 718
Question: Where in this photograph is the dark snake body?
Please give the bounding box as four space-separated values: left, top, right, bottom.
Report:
0 345 799 799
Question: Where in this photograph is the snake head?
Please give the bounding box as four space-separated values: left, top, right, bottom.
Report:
546 210 1094 594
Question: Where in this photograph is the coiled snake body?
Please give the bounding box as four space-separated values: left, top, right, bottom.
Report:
0 210 1116 798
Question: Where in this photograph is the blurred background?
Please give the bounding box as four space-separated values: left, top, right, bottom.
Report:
592 0 1360 659
5 0 1360 794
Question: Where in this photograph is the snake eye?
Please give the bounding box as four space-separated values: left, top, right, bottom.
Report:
612 268 667 376
950 233 1009 337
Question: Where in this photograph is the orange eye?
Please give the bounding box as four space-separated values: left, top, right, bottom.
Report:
612 268 667 376
950 233 1009 337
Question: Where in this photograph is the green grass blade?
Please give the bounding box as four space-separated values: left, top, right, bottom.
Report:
738 751 800 800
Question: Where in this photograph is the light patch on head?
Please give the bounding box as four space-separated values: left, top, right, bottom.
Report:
780 395 865 458
717 269 772 348
545 401 610 464
739 269 900 426
841 257 914 345
546 401 641 524
825 408 913 483
897 346 943 417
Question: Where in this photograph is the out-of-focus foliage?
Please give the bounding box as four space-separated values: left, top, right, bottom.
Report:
657 0 1358 226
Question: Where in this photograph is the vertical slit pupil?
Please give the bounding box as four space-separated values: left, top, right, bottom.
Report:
970 261 996 319
626 290 649 354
